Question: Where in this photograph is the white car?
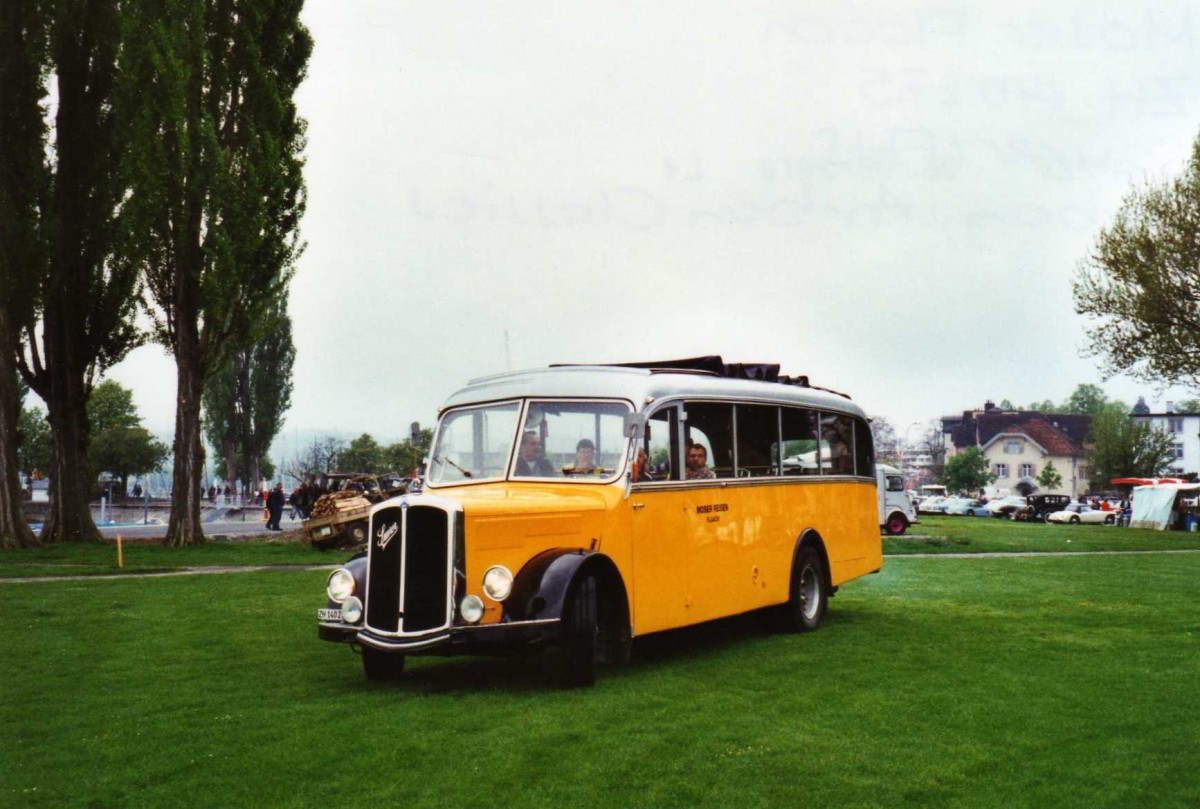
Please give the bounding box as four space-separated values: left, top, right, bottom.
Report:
986 496 1028 518
1046 503 1117 525
917 496 949 514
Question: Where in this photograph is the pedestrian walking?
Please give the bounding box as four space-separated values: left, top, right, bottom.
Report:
266 483 286 531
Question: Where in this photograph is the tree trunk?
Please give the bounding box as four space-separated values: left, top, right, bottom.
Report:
40 380 101 543
0 312 37 549
38 298 101 543
165 348 205 546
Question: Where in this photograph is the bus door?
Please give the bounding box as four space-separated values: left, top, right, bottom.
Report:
629 404 692 635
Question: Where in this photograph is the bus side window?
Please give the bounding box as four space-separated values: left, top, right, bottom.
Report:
644 406 677 481
854 417 874 477
779 407 820 475
736 404 780 477
684 402 734 478
820 413 854 476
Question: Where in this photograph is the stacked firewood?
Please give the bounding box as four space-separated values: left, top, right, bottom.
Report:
309 490 371 518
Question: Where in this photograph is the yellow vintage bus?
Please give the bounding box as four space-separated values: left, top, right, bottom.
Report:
317 358 882 686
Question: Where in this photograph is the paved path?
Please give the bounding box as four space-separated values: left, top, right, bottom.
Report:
5 548 1199 585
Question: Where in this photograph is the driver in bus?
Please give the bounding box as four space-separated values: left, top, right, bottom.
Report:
515 431 556 477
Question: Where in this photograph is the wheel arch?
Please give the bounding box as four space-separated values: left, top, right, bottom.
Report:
790 529 833 596
506 549 630 626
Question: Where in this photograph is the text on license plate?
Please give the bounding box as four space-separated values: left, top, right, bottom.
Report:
317 608 342 622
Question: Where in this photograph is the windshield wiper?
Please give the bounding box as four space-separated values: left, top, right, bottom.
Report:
436 454 473 479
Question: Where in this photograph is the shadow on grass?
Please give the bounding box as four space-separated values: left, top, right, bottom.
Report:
332 607 828 694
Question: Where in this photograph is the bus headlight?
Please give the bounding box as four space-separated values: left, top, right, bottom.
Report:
482 566 513 601
340 596 363 624
460 595 485 624
326 568 356 603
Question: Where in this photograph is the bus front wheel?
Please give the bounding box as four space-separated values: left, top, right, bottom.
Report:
782 546 828 633
559 575 599 687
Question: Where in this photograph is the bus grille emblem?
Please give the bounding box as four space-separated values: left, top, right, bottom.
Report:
376 522 399 551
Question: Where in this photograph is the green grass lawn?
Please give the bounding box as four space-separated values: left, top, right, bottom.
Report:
3 548 1198 807
887 514 1200 555
0 536 332 578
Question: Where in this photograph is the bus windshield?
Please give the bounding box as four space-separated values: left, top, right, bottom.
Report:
427 400 631 485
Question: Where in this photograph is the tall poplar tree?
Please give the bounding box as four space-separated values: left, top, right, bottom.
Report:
117 0 310 545
0 0 46 549
2 0 143 545
202 303 295 493
240 305 294 491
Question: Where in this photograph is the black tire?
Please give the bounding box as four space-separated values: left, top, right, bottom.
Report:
362 647 406 681
1105 515 1115 525
559 575 599 687
348 521 368 544
781 546 828 633
885 514 908 535
1069 515 1080 525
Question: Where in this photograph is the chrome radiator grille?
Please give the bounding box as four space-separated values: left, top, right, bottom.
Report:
364 501 452 636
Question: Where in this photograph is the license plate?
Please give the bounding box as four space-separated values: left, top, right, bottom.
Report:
317 608 342 622
318 526 333 537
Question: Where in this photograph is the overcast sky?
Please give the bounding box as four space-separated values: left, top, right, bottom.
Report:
106 1 1200 447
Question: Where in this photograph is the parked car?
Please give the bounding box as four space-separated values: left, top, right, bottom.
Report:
918 496 949 514
1013 494 1073 522
986 495 1028 518
1046 503 1116 525
945 498 992 517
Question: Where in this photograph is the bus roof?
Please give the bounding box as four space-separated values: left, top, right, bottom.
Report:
441 363 867 418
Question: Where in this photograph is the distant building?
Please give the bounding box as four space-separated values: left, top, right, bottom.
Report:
942 401 1091 498
1130 399 1200 477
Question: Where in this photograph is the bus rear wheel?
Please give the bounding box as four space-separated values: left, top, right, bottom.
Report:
782 546 828 633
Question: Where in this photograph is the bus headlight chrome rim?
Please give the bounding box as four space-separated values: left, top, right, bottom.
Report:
326 568 356 603
460 595 485 624
482 565 513 602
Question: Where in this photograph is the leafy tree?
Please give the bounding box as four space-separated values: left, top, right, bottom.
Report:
202 359 241 489
870 417 898 462
1037 461 1063 491
1074 131 1200 392
1026 400 1057 413
1172 398 1200 414
90 426 169 498
116 0 311 545
1060 384 1108 415
382 429 434 476
86 380 168 497
1086 405 1175 490
2 0 143 544
943 447 996 495
998 399 1016 410
339 434 383 475
240 305 295 492
17 407 52 477
88 380 140 435
203 305 295 493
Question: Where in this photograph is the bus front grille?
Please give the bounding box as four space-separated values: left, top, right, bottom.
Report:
365 502 451 636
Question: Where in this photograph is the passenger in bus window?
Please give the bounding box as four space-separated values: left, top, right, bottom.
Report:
563 438 602 476
686 444 716 480
515 431 555 476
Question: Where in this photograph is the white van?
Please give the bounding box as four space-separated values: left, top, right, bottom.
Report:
878 464 918 535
